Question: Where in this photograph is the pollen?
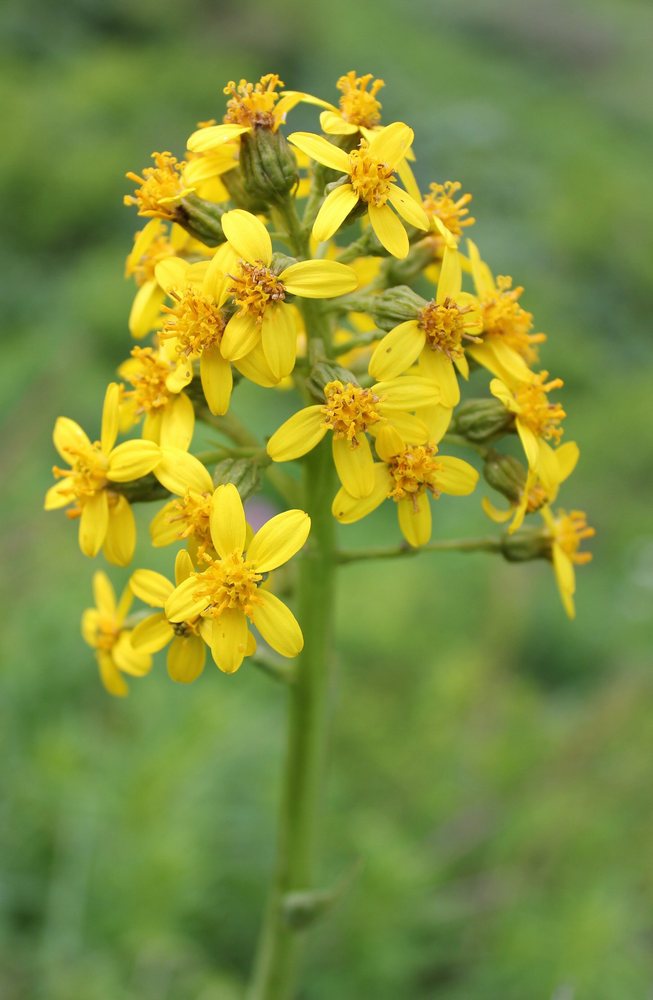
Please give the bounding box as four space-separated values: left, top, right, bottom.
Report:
387 443 443 503
53 443 109 509
337 72 384 128
229 261 286 321
193 551 263 617
161 288 226 355
551 510 595 565
322 380 382 441
168 491 213 557
223 74 284 129
422 181 475 237
514 371 566 443
124 152 191 220
481 276 546 365
348 141 394 206
122 347 174 414
418 299 478 360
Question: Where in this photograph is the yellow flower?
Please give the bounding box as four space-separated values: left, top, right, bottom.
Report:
186 74 304 153
266 376 435 499
124 152 194 220
81 571 152 696
466 238 545 382
45 384 160 563
148 449 216 562
490 373 566 492
541 507 594 619
217 210 358 379
332 425 478 547
119 343 195 450
125 220 212 339
369 245 482 405
482 441 579 533
317 71 385 136
164 484 310 674
288 123 429 258
422 181 475 242
130 550 212 684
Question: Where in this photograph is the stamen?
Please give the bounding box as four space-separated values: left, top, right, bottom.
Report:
229 261 286 321
417 298 479 359
223 74 284 129
514 371 566 443
337 72 384 127
193 551 263 617
322 381 382 441
348 141 394 206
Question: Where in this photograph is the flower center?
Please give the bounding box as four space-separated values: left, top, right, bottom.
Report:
552 510 595 565
482 276 545 364
53 442 109 505
123 347 174 414
514 371 566 443
348 142 394 206
337 72 384 127
223 74 283 129
387 443 443 502
168 491 214 557
322 380 382 441
124 152 189 219
93 613 122 652
229 261 286 321
161 288 226 356
422 181 474 239
193 551 263 617
418 298 474 359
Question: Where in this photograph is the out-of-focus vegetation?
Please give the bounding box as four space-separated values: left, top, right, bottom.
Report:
1 0 652 996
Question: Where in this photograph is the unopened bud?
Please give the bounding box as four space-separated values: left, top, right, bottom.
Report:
483 450 527 503
271 252 296 275
220 166 269 214
501 527 551 563
176 194 226 246
239 128 299 204
452 398 515 442
213 458 260 501
306 361 358 402
366 285 427 330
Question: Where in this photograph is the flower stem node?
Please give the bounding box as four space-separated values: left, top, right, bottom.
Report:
239 128 299 204
452 398 515 443
212 457 261 501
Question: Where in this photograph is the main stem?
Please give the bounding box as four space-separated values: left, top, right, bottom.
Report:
248 442 336 999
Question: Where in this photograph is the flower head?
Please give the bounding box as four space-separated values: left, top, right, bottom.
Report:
124 152 194 220
542 507 595 619
491 373 566 491
81 572 152 696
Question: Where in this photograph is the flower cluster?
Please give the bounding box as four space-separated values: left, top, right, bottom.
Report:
47 70 593 695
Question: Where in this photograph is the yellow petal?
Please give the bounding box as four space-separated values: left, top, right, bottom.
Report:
233 342 280 388
98 652 128 697
186 123 250 152
154 256 190 293
418 404 453 443
368 203 409 259
167 635 206 683
44 477 73 510
436 246 462 303
387 184 429 231
200 347 233 416
490 378 517 411
101 383 121 454
174 548 194 584
103 495 136 566
79 491 109 557
248 510 311 573
367 122 414 168
418 351 460 406
53 417 91 462
150 500 184 546
221 312 261 361
397 494 432 547
280 260 358 298
131 612 174 653
166 363 194 394
436 456 479 495
319 110 359 135
93 570 116 616
129 281 165 339
555 441 579 483
481 496 514 524
553 544 575 597
381 411 430 445
261 305 297 380
130 568 174 607
266 406 326 462
165 575 208 622
331 464 390 523
516 421 540 470
312 185 359 243
112 633 152 676
159 394 195 451
221 209 272 266
106 440 160 482
368 321 424 380
210 608 248 673
155 447 213 495
332 435 375 498
467 238 496 298
395 156 421 203
250 591 303 658
287 131 351 173
210 483 246 557
375 376 438 411
81 609 100 648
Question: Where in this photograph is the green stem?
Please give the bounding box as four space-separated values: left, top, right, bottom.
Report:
338 535 504 564
248 441 337 999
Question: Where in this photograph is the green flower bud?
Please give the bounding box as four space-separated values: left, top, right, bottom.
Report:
483 450 527 502
305 361 358 402
176 194 226 246
501 527 551 563
452 398 515 442
213 458 260 501
366 285 427 330
239 128 299 204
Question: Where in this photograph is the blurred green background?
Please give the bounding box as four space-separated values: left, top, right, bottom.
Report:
2 0 653 996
